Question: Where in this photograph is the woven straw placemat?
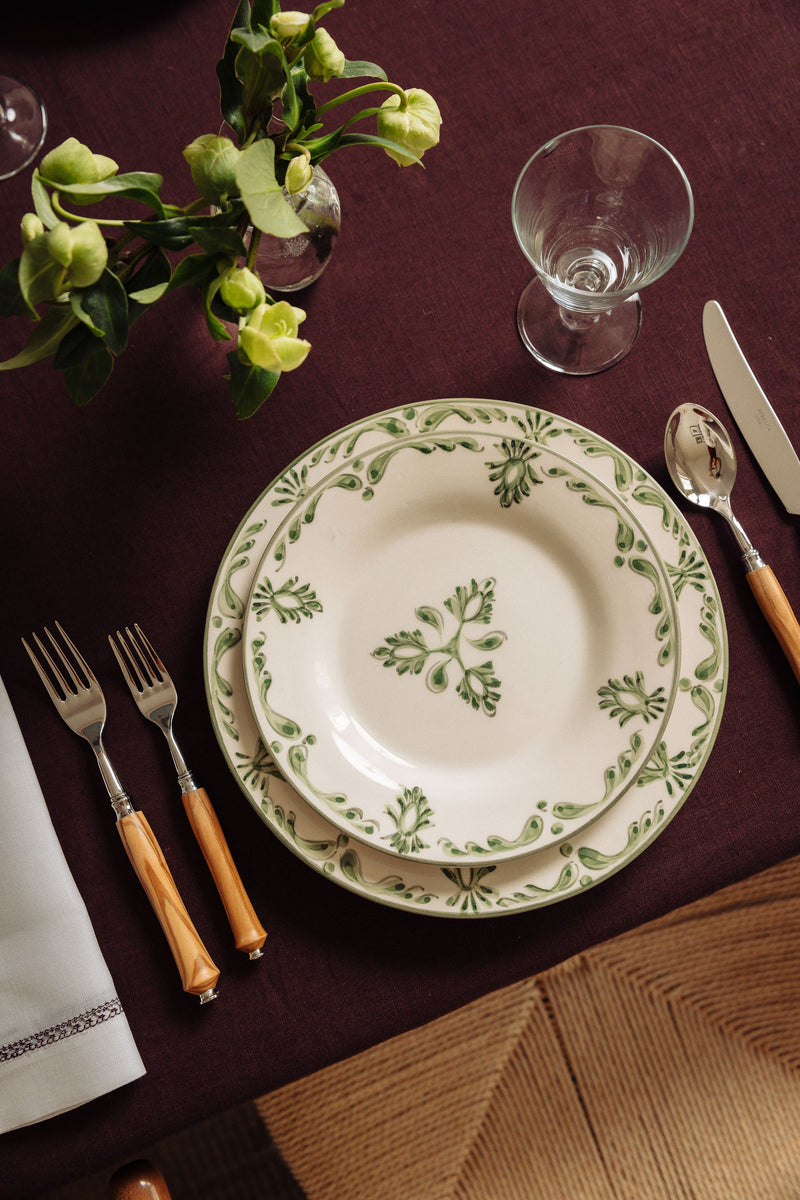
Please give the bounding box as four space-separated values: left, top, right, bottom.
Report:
256 854 800 1200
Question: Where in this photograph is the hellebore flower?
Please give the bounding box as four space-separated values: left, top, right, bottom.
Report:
183 135 241 204
305 29 346 81
52 221 108 288
269 10 311 40
219 265 266 312
239 301 311 372
39 137 118 187
285 151 314 195
377 88 442 166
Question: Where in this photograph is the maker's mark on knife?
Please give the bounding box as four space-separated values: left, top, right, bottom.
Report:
702 299 800 516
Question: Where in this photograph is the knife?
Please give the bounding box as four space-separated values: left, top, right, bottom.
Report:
702 300 800 514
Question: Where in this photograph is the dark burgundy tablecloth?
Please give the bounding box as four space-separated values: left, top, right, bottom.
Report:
1 0 799 1194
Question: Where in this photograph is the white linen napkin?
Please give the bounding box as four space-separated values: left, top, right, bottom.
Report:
0 674 145 1134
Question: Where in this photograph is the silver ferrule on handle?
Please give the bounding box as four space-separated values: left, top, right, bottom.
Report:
84 721 135 817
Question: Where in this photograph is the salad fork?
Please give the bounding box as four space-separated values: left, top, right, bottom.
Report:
109 624 267 960
21 623 220 1003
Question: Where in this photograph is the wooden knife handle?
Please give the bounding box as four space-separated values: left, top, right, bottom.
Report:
116 811 220 1000
747 564 800 684
182 787 267 959
109 1160 173 1199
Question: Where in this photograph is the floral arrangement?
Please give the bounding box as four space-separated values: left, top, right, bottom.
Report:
0 0 441 416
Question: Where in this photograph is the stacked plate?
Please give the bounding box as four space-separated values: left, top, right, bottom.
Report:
203 399 728 917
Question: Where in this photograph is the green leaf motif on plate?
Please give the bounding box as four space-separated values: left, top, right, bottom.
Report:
438 812 545 859
553 731 645 821
235 736 280 794
485 438 544 507
251 575 322 624
667 547 710 599
338 848 439 905
597 672 667 727
383 786 434 855
442 865 498 913
372 577 506 717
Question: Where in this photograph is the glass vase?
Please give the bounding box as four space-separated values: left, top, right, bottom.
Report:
250 165 341 293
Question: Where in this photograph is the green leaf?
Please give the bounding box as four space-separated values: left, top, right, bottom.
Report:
37 171 166 215
0 307 77 370
335 131 423 164
125 246 172 316
69 289 105 335
341 59 387 80
77 269 129 354
311 0 345 22
188 223 247 258
203 275 233 342
0 259 28 317
164 252 219 292
54 321 101 369
226 349 280 418
235 139 306 237
31 173 59 228
63 341 114 406
235 41 285 127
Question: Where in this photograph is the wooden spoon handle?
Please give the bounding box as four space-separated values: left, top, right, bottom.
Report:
116 811 220 1000
182 787 267 959
747 564 800 684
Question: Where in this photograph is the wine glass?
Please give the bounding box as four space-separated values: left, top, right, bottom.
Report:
511 125 693 375
0 74 47 181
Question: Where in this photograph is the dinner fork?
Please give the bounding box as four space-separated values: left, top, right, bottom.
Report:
109 625 267 960
22 623 220 1004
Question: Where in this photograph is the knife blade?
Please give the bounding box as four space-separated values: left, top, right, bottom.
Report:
702 300 800 514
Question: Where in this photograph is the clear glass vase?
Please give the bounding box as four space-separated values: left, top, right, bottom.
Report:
250 165 341 293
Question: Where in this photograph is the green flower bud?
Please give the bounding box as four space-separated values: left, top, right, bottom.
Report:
377 88 442 167
219 265 266 312
20 212 45 247
269 10 311 40
239 301 311 372
304 28 346 82
67 221 108 287
285 153 314 195
39 137 119 186
183 135 241 204
46 222 74 269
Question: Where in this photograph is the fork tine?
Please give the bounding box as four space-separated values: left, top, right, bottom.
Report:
45 622 92 694
110 629 148 693
21 633 65 705
132 624 169 685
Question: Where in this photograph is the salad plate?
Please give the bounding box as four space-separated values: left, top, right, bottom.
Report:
240 431 679 865
204 400 727 917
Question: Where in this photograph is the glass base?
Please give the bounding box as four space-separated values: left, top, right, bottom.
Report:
516 277 642 375
0 75 47 181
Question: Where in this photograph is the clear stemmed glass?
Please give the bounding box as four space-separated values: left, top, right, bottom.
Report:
0 74 47 181
511 125 693 375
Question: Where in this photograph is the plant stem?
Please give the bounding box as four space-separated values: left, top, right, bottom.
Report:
315 81 407 117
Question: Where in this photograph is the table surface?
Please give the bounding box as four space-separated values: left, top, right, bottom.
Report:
2 0 799 1194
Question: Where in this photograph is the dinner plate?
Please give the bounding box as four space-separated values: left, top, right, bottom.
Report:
240 431 679 865
204 400 727 917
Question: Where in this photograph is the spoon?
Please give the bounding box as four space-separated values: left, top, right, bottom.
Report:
665 401 800 684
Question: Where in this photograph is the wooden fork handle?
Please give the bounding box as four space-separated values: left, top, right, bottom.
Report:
182 787 267 959
746 564 800 684
116 811 220 1000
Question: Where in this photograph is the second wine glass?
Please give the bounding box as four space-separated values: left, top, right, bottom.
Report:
511 125 693 375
